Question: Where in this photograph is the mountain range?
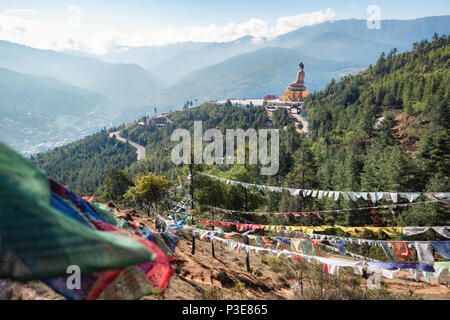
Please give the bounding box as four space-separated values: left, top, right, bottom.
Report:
0 68 112 155
0 40 162 107
0 15 449 154
143 47 358 108
105 16 450 84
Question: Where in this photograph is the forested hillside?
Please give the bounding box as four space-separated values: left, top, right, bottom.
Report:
32 104 267 193
33 35 449 229
306 33 449 193
124 103 267 178
32 130 137 193
176 35 448 234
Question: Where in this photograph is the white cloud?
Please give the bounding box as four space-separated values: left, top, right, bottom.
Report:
4 9 36 15
0 13 68 50
271 8 335 36
0 8 335 55
13 26 26 34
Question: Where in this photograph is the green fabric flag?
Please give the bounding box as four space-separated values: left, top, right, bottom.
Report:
0 142 50 203
92 202 178 257
0 142 156 281
176 213 192 224
381 242 396 261
90 202 132 230
151 232 174 256
301 239 316 256
254 236 266 247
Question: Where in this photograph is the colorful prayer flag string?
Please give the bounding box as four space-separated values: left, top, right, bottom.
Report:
196 171 450 204
208 200 444 217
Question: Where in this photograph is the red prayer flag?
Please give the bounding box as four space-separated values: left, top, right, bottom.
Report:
389 241 411 262
311 239 323 250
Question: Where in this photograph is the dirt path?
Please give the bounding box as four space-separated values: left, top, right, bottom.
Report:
291 113 309 134
108 131 146 160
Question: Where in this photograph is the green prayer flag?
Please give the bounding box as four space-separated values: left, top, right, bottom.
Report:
0 142 157 281
381 242 396 261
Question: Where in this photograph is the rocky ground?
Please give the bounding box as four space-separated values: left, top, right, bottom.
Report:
153 232 450 300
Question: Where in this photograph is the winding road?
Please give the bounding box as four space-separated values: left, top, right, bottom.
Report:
291 113 309 134
109 111 307 161
108 131 146 160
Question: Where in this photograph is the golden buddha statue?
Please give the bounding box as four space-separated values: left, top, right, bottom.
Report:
280 62 309 103
296 63 305 84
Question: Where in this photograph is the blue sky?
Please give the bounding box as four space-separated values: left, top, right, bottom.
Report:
1 0 448 25
0 0 449 54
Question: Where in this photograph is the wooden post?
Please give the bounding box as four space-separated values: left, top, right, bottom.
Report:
189 163 196 254
189 164 194 210
244 188 248 212
211 231 216 258
191 233 196 255
434 211 438 241
301 141 305 212
211 210 216 258
245 236 251 272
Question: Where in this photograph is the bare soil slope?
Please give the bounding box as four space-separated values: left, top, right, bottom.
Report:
2 211 448 300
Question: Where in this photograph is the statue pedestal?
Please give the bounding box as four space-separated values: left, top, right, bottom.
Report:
280 89 309 103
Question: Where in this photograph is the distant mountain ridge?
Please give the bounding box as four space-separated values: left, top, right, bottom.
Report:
105 16 450 85
272 16 450 48
0 40 165 153
106 15 450 115
0 68 112 155
149 36 268 85
0 40 162 108
141 47 357 110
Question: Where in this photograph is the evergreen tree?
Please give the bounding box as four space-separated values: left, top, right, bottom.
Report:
98 168 134 201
